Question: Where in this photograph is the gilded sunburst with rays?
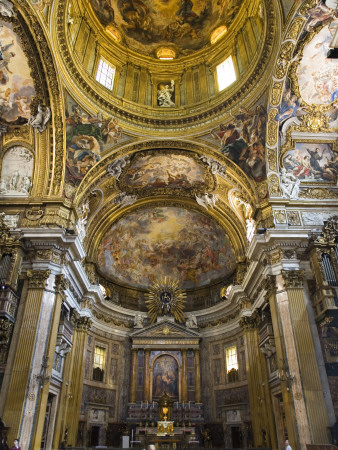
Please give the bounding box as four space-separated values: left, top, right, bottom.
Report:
145 277 186 324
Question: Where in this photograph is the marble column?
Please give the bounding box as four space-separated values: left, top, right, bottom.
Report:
182 349 188 402
194 349 201 403
2 270 55 449
130 349 138 403
143 349 150 402
64 315 92 447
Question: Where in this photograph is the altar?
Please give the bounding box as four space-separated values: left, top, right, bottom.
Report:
133 425 199 449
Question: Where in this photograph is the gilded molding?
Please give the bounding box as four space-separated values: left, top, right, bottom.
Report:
298 188 338 200
282 269 305 288
267 109 279 147
270 81 283 106
286 17 306 41
267 148 277 172
268 173 282 197
273 41 295 80
27 269 51 289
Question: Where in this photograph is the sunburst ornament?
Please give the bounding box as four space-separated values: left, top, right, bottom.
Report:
145 277 186 324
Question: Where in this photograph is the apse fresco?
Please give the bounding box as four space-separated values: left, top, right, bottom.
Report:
153 355 178 398
89 0 242 55
0 21 36 127
64 94 123 199
122 153 207 190
209 105 267 182
97 207 237 289
283 142 337 183
297 24 338 105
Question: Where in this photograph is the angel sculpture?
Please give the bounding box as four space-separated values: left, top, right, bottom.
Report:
106 156 131 180
113 192 137 207
0 0 14 17
195 193 218 210
199 155 227 178
28 105 51 132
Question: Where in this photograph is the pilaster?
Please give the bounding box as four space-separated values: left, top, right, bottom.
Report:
130 348 138 403
64 314 92 446
2 269 55 449
194 349 201 403
182 349 188 402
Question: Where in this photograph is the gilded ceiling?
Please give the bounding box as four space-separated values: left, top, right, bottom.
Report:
89 0 243 56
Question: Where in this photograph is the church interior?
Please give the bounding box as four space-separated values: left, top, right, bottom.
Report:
0 0 338 449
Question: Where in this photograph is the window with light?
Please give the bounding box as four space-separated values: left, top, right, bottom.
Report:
93 345 106 382
226 345 239 382
216 56 236 91
95 58 116 90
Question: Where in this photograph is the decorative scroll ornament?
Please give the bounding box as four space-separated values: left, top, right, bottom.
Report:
145 277 186 324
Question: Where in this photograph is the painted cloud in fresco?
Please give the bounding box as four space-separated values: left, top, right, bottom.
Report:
64 94 123 199
297 24 338 105
97 206 237 289
89 0 242 55
0 21 36 127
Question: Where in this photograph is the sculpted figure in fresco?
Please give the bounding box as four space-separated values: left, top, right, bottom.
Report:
280 168 300 199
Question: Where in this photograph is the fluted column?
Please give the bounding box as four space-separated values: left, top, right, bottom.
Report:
130 349 138 403
276 270 330 447
182 349 188 402
2 270 55 449
194 349 201 403
143 349 150 402
240 314 270 448
64 315 92 447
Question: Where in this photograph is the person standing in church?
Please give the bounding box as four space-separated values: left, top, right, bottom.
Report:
285 439 292 450
10 440 20 450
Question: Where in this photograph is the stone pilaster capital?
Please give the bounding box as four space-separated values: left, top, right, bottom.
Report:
54 274 69 296
239 312 260 331
262 275 276 298
281 269 305 288
27 269 51 289
75 315 92 332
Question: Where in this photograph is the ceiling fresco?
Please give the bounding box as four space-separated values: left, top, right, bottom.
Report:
297 24 338 105
119 151 213 194
0 21 36 128
96 206 237 289
89 0 243 56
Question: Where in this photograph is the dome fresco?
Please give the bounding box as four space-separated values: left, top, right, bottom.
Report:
89 0 243 56
97 206 237 289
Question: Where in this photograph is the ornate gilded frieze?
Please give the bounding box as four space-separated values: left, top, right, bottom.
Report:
287 211 301 226
273 41 295 80
268 174 282 197
298 188 338 200
266 109 279 147
281 269 305 288
27 269 51 289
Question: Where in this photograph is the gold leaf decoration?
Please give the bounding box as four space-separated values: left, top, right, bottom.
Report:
145 277 186 324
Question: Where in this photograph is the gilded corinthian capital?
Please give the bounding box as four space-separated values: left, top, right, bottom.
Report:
281 270 305 288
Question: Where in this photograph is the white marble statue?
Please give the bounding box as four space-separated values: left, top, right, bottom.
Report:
199 155 226 178
28 105 51 132
280 168 300 200
233 193 253 219
195 193 218 210
246 218 256 242
113 192 137 207
186 314 198 328
107 156 130 180
157 80 175 107
134 314 144 329
0 0 14 17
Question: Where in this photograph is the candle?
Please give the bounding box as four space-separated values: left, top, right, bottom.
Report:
182 401 184 407
153 401 155 408
188 401 191 409
147 400 148 407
